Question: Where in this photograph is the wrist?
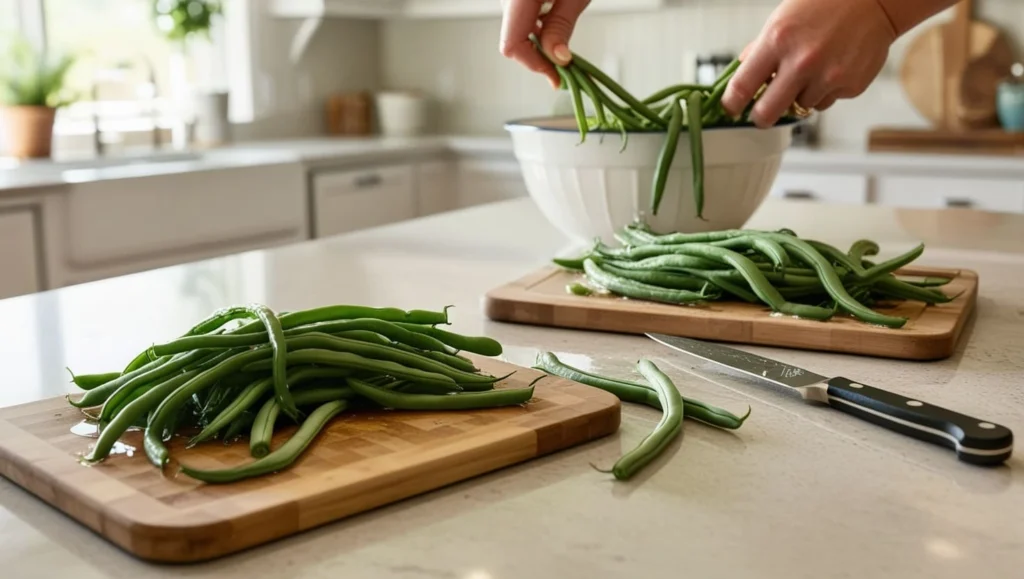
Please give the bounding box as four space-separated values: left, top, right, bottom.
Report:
874 0 960 38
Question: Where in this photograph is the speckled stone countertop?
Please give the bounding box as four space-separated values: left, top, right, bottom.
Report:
1 198 1021 578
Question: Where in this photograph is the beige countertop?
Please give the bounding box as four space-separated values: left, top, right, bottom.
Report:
1 198 1022 578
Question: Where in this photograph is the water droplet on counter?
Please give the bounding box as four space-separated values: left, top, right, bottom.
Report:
70 420 99 438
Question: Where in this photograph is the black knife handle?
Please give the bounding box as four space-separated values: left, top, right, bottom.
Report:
826 377 1014 466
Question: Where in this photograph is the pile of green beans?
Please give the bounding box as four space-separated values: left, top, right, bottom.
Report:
531 37 798 220
65 302 531 484
555 224 959 329
533 352 749 480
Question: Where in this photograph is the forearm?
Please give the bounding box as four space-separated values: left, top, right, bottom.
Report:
874 0 961 37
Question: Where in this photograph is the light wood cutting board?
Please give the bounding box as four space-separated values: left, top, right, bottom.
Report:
900 0 1015 129
0 356 620 563
484 266 978 361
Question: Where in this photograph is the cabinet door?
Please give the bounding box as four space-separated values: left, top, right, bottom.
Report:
312 164 417 238
416 160 456 216
875 175 1024 213
0 207 42 299
455 159 529 209
769 171 869 205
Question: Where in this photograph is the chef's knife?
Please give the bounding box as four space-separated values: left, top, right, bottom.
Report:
646 333 1014 466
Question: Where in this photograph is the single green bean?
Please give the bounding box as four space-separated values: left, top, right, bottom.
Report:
68 371 122 391
348 378 534 410
650 97 684 216
223 410 256 442
847 239 880 265
244 304 298 422
558 66 588 143
595 359 684 480
250 386 353 458
642 84 708 105
386 342 481 374
710 235 790 270
180 399 350 484
687 90 707 220
391 323 503 357
873 276 954 304
533 352 749 429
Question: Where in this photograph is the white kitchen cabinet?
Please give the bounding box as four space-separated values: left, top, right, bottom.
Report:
875 175 1024 213
0 206 42 299
770 171 869 205
311 164 417 238
415 160 457 216
42 162 308 288
455 159 529 209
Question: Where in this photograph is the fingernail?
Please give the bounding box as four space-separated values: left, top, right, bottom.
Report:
553 44 571 64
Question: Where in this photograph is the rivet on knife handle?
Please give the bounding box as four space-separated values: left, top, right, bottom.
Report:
825 377 1014 466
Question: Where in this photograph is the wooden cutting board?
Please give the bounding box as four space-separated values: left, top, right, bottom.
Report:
0 356 619 563
484 265 978 361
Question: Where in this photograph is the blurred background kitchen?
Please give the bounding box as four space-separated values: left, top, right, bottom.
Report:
1 0 1023 302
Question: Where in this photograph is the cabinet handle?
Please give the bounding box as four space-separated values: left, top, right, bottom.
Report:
783 190 815 200
354 174 383 188
944 198 974 208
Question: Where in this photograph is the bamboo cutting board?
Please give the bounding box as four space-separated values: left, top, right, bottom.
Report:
0 356 620 563
484 265 978 361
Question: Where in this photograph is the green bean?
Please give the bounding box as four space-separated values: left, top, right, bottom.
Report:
710 235 790 270
243 348 462 391
898 275 952 287
180 399 350 484
595 359 684 480
67 355 172 409
688 272 760 303
241 332 499 387
229 305 451 337
687 90 707 220
387 342 481 374
223 410 255 442
558 66 588 143
122 349 156 374
391 323 503 357
570 52 666 127
67 371 121 391
583 258 714 305
145 347 278 469
873 276 953 304
570 65 608 129
250 386 353 458
97 349 215 422
642 84 707 105
702 58 739 122
650 97 683 216
593 243 723 265
665 244 834 320
847 239 880 265
83 368 202 463
597 264 707 291
766 233 909 328
567 282 595 296
621 228 747 246
533 352 749 429
347 378 534 411
189 366 354 446
858 244 925 282
245 304 298 422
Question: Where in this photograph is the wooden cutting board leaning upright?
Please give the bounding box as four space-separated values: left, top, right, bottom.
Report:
0 356 620 563
899 0 1015 130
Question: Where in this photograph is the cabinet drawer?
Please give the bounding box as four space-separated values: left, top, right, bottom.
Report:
0 207 42 299
63 164 306 268
312 164 417 237
875 176 1024 213
770 172 868 205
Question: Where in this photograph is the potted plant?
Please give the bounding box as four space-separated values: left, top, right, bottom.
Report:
0 38 77 158
153 0 230 146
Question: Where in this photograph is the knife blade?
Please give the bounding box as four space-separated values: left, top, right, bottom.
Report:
646 333 1014 466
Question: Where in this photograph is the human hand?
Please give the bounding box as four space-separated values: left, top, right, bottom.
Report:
721 0 899 128
499 0 591 89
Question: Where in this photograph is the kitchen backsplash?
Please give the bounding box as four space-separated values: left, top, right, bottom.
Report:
379 0 1024 148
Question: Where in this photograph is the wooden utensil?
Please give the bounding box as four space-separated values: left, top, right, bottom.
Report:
0 356 620 563
899 0 1015 129
484 265 978 361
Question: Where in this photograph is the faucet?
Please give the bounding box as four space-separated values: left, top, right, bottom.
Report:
90 54 163 156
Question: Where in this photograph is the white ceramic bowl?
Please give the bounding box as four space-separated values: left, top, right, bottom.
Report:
505 115 797 245
376 91 429 137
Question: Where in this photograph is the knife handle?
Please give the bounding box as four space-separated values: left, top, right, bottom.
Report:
826 377 1013 466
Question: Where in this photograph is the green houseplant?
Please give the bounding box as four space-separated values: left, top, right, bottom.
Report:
0 38 77 158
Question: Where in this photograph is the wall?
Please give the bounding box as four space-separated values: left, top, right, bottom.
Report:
234 4 382 140
381 0 1024 148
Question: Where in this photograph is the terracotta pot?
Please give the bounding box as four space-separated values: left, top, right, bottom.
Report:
0 105 57 159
